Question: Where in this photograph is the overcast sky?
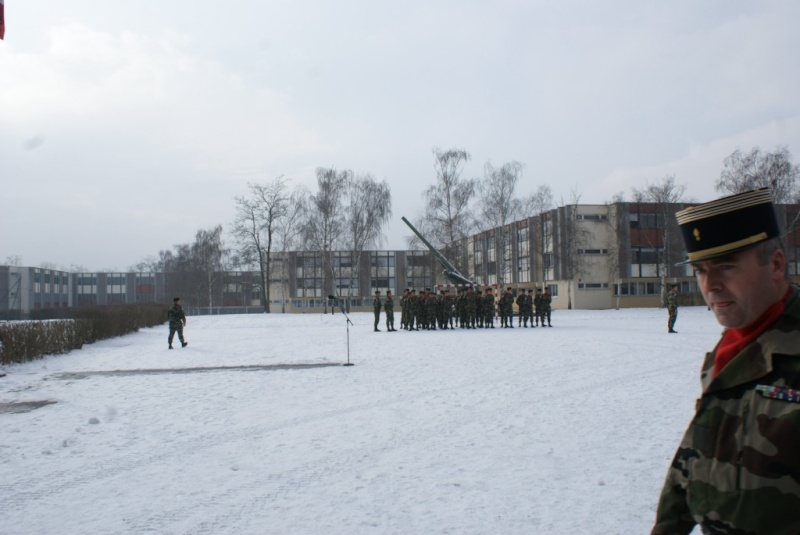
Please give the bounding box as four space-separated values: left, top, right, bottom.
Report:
1 0 799 271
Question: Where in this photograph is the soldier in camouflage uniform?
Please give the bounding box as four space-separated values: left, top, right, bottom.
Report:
372 290 382 332
425 289 437 330
447 290 457 329
520 289 533 327
541 288 552 327
515 291 525 327
384 290 396 332
463 287 471 328
457 288 466 328
435 290 445 329
475 286 484 328
499 288 514 328
652 188 800 534
533 288 543 326
666 283 678 333
417 289 426 330
483 288 495 328
463 286 475 328
167 297 188 349
401 290 409 330
408 290 419 331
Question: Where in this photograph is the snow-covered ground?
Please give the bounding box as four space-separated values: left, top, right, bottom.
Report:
0 307 719 534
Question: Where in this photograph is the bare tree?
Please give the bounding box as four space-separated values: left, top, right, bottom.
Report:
161 226 228 309
631 175 687 305
231 177 293 313
423 147 476 256
275 187 308 312
130 255 161 273
716 146 800 203
191 226 227 308
302 167 351 312
524 184 554 285
477 161 524 285
4 255 23 266
560 188 591 310
604 192 627 309
342 174 392 302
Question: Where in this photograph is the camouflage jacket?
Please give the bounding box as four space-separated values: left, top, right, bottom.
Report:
667 289 678 312
384 296 394 314
652 286 800 535
373 297 382 314
167 303 186 326
540 293 552 311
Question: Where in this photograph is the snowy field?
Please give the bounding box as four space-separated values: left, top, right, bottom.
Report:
0 307 721 534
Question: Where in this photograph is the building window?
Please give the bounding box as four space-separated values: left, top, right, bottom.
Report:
578 282 609 290
333 252 358 294
107 273 127 296
406 251 433 290
370 252 396 294
614 281 662 296
296 254 323 297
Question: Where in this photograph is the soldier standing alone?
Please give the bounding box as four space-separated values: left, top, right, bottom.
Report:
666 283 678 333
373 290 382 332
167 297 188 349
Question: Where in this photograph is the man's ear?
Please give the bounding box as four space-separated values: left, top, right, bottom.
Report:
770 248 787 281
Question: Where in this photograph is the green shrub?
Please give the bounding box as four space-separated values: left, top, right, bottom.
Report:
0 303 169 365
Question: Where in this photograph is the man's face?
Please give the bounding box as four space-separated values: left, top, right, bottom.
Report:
692 246 786 329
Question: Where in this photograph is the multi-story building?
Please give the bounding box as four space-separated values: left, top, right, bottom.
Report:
3 200 798 318
0 251 439 318
451 200 800 310
0 266 72 319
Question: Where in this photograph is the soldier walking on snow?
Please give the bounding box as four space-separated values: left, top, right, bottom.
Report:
167 297 188 349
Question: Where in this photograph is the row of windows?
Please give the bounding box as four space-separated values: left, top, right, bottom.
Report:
33 283 69 295
578 282 610 290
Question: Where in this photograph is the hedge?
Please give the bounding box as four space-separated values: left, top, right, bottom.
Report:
0 303 168 365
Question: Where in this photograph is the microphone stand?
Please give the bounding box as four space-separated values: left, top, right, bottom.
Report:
328 295 354 366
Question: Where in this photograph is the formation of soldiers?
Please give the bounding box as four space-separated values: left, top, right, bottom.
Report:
372 286 553 331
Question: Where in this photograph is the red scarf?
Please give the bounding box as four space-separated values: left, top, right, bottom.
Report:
713 288 791 376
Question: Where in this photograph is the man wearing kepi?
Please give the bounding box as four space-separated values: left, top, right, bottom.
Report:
652 188 800 534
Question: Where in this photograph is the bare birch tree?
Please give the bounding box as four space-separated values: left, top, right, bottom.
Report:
422 148 476 273
275 187 308 312
342 174 392 302
560 188 591 309
604 192 627 309
231 176 293 313
477 161 524 285
716 146 800 203
302 167 351 312
524 184 554 286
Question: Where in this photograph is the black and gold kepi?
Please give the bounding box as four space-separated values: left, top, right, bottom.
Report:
676 188 780 264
